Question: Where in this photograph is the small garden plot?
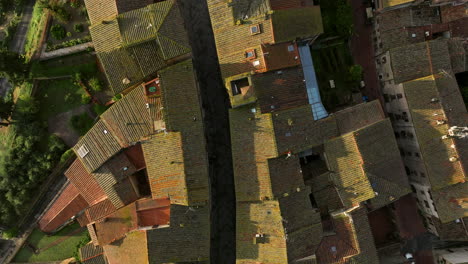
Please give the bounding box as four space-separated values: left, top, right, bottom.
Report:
46 0 90 52
311 40 361 111
13 222 90 263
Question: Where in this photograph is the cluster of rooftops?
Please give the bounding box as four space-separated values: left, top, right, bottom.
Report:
36 0 467 263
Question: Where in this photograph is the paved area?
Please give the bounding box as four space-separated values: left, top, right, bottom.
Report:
349 0 383 106
9 0 35 54
179 0 236 263
39 42 94 61
47 104 94 147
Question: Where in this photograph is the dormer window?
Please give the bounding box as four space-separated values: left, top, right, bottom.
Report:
245 49 256 60
250 24 261 35
77 145 89 158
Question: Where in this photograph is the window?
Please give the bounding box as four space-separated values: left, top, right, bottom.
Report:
245 49 256 60
415 152 420 158
424 200 430 208
390 94 396 100
397 93 403 99
400 148 406 156
250 24 261 35
400 131 407 138
406 151 412 156
408 132 414 138
405 166 411 175
410 185 416 193
420 190 425 195
420 172 426 178
77 145 89 158
230 77 250 96
394 132 400 138
287 45 295 52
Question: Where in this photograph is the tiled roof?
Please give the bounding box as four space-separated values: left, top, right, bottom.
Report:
390 39 452 84
80 243 108 264
253 66 308 114
315 214 359 264
103 230 149 264
89 0 191 94
95 203 139 245
271 6 323 43
432 216 468 241
38 183 89 233
65 159 107 206
325 133 375 208
271 105 338 154
229 107 277 202
440 4 467 23
88 152 139 209
158 60 209 205
73 119 122 173
142 133 188 205
85 199 117 223
432 182 468 223
84 0 153 25
268 156 305 197
73 84 164 173
333 100 386 135
100 85 156 145
323 118 410 209
377 4 440 32
345 208 379 264
403 75 466 190
308 172 344 213
354 119 411 208
147 205 210 263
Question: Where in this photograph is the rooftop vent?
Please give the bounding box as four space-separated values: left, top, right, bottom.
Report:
436 120 446 125
122 78 131 85
448 126 468 139
449 156 458 162
77 145 89 158
430 98 439 103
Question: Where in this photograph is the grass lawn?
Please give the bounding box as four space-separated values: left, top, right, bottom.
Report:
36 78 86 122
24 2 48 61
13 222 89 263
311 39 357 111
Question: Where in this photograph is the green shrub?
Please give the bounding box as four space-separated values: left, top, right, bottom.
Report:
88 77 102 92
2 227 19 239
66 32 72 38
51 5 70 23
81 94 91 104
112 94 122 102
69 113 94 135
59 148 75 164
73 23 83 33
93 104 108 116
349 64 363 82
70 0 80 8
45 36 92 51
50 24 66 40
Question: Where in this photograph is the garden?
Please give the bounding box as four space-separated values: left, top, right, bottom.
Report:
44 0 91 52
308 0 363 112
13 222 90 263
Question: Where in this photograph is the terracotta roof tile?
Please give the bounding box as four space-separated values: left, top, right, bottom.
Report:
86 199 117 223
95 203 138 245
39 183 89 233
65 159 107 206
432 182 468 223
147 205 210 263
80 243 107 264
403 75 466 190
103 230 149 264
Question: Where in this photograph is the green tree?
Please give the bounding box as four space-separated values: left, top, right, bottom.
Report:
0 50 27 79
88 77 102 92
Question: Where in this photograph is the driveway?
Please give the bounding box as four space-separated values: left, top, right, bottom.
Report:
9 0 35 54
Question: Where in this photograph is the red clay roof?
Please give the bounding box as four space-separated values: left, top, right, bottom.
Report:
124 144 146 171
95 198 171 245
315 215 359 264
262 42 301 72
38 183 89 233
85 198 117 223
65 159 107 206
